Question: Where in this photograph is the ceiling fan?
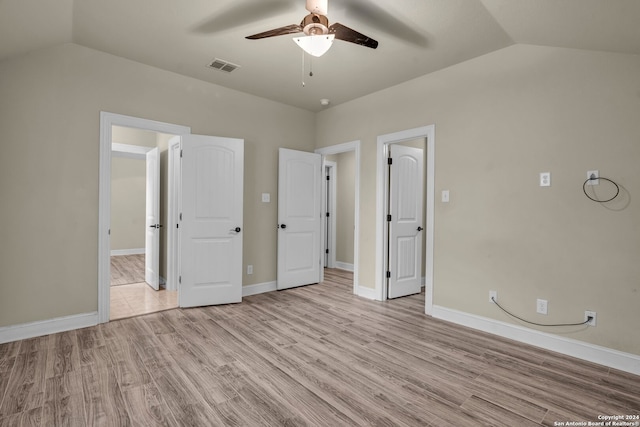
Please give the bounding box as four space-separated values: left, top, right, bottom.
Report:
245 0 378 57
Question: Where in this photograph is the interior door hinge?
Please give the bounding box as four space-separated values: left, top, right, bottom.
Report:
326 212 330 217
179 213 182 221
387 157 393 165
386 271 391 278
387 214 392 222
180 149 183 158
325 249 329 254
179 275 182 284
326 175 330 181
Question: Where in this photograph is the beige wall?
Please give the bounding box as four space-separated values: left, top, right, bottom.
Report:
316 44 640 355
0 43 314 327
335 151 355 266
112 126 158 147
1 41 638 358
110 156 145 251
110 125 159 253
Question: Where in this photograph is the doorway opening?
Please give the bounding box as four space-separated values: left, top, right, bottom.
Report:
376 125 435 314
98 112 191 323
109 127 177 320
315 141 360 295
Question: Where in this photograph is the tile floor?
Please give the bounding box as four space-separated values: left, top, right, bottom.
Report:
110 282 178 320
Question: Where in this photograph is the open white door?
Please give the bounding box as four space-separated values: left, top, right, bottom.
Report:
277 148 322 290
179 134 244 307
144 147 160 290
388 145 424 299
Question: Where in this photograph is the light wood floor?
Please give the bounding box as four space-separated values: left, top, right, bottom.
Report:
1 269 638 426
110 254 145 286
110 254 178 320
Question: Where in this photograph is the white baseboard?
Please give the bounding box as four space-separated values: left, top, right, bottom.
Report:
357 285 379 300
0 312 99 344
432 305 640 376
243 281 277 297
335 262 355 272
110 248 145 256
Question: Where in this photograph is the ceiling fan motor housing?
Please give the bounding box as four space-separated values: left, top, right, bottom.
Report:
302 13 329 35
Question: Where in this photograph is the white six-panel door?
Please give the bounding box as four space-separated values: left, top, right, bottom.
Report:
277 148 322 290
144 147 160 290
179 134 244 307
388 145 424 299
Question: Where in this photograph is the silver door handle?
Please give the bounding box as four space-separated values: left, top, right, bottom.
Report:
230 227 241 233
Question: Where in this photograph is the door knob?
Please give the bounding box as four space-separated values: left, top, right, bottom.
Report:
230 227 241 233
149 224 163 229
417 226 423 231
279 224 287 229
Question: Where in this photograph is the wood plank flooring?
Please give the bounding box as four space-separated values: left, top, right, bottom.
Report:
1 269 638 426
110 255 145 286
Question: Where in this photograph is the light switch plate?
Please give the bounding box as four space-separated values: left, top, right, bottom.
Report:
261 193 271 203
441 190 450 203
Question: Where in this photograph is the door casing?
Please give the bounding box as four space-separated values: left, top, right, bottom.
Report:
109 143 160 289
376 125 435 314
98 112 191 323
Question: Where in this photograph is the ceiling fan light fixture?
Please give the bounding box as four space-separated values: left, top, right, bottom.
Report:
293 34 335 57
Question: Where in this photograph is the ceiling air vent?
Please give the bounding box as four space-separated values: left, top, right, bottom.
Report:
207 58 240 73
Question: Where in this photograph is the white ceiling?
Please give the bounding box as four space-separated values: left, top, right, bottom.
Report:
2 0 639 112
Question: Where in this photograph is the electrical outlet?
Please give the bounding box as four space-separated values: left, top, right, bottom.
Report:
539 172 551 187
585 310 597 326
247 265 253 275
489 290 497 303
586 170 599 186
536 299 548 315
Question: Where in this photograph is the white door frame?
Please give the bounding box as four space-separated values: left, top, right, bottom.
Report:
375 125 435 314
98 112 191 323
324 161 337 269
315 140 360 296
111 143 158 288
166 138 181 292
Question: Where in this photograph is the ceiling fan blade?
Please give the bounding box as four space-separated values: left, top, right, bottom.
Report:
246 24 303 40
343 0 427 47
329 23 378 49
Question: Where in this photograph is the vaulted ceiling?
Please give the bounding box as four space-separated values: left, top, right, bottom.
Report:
2 0 640 112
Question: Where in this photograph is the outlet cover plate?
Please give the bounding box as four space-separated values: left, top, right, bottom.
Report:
585 310 597 326
536 299 548 315
586 170 599 186
540 172 551 187
489 290 497 303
